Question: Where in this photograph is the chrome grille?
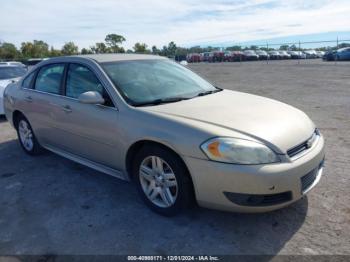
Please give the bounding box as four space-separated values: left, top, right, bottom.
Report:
287 130 318 158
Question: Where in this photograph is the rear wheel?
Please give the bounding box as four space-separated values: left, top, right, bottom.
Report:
16 116 43 155
132 145 194 216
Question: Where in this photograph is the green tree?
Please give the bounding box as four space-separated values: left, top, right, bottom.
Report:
91 42 110 54
159 45 168 56
21 40 49 58
188 46 203 53
226 45 242 51
249 45 258 50
61 42 79 55
338 43 350 48
105 34 126 53
49 46 62 57
81 48 93 54
167 41 177 57
133 42 148 53
289 44 298 51
151 45 160 55
279 45 289 50
0 42 19 59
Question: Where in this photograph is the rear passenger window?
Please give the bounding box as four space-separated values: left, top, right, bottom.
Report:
22 71 36 89
35 64 64 94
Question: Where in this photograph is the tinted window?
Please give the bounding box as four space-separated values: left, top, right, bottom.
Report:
0 66 27 80
22 71 36 89
35 64 64 94
66 64 114 107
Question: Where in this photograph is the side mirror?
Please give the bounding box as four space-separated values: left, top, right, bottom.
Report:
78 91 105 105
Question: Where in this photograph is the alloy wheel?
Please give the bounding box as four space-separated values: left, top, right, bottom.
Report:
139 156 178 208
18 120 34 151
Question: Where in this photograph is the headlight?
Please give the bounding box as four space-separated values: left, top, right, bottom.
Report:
200 137 280 164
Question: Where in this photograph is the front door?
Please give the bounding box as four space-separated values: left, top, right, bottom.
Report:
51 63 123 170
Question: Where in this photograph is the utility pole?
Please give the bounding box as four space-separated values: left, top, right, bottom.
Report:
266 42 269 64
298 40 301 65
336 36 339 65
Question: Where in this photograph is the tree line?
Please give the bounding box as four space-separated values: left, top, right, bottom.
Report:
0 34 179 60
1 33 349 61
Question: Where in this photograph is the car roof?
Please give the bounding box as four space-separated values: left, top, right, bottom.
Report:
36 54 167 66
72 54 166 63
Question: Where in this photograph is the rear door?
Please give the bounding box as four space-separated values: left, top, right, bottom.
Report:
19 63 66 145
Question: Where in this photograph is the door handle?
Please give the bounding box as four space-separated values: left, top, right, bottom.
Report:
62 105 72 113
24 96 33 102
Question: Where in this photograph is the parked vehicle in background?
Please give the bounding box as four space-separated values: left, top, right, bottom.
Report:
3 54 325 215
186 53 201 63
232 51 244 62
278 51 291 59
335 47 350 61
255 50 269 60
243 50 259 61
212 51 225 62
322 50 337 61
287 51 304 59
0 61 27 68
26 58 49 68
316 51 325 58
304 50 317 59
268 51 281 60
175 55 187 62
224 51 233 62
0 65 27 115
200 52 214 62
297 51 306 59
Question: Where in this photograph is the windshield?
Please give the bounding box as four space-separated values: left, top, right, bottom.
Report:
101 59 218 106
0 66 27 80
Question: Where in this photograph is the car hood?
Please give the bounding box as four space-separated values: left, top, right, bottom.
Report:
144 90 315 153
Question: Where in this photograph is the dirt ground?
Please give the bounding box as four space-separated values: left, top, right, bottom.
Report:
0 59 349 256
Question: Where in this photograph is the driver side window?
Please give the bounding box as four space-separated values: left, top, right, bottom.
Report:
66 64 114 107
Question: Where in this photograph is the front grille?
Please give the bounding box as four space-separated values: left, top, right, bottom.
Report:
287 141 309 157
287 130 318 158
224 191 292 207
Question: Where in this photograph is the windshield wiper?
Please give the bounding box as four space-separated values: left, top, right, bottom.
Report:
132 96 191 107
195 88 223 97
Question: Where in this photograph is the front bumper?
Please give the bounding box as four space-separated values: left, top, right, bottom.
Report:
184 135 325 212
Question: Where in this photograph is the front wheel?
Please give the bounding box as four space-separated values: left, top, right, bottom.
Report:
16 116 43 155
132 145 194 216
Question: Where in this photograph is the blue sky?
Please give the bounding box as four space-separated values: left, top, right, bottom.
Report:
1 0 350 49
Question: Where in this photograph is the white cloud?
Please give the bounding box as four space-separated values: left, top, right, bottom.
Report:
0 0 349 49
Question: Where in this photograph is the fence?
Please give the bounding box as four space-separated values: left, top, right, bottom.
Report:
179 37 350 64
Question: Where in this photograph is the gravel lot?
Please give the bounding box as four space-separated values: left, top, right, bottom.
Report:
0 59 349 256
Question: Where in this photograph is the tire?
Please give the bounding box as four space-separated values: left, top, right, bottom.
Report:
132 145 194 216
15 115 44 155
